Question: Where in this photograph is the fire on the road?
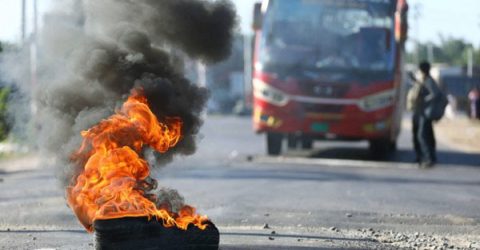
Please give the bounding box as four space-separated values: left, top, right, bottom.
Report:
66 89 208 233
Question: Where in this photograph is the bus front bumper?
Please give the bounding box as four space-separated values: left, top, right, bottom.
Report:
253 100 396 140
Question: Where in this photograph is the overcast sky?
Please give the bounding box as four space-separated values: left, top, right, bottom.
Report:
1 0 479 46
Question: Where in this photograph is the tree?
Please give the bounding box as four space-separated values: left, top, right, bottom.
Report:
0 87 11 141
476 47 480 66
0 40 12 141
407 36 480 66
439 37 470 65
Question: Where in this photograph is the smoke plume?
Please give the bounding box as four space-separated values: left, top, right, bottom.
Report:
1 0 237 186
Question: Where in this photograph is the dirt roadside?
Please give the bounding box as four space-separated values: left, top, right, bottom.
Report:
435 117 480 154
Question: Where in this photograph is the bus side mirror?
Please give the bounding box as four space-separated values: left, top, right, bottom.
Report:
395 1 408 43
385 30 391 51
252 3 263 31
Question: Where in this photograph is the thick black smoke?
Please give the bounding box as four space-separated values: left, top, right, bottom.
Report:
3 0 237 186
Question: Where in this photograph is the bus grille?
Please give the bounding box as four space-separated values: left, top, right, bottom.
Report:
300 83 350 98
302 103 345 113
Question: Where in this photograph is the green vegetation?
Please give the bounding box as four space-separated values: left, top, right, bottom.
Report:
0 87 11 141
0 41 11 142
407 37 480 66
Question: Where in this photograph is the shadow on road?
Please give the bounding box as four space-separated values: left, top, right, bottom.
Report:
0 229 86 234
306 148 480 168
221 248 327 250
0 230 380 250
221 232 379 250
222 232 373 242
171 168 480 186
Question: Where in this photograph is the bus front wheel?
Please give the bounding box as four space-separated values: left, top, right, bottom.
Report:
267 132 283 156
287 134 298 149
369 139 396 157
301 136 313 149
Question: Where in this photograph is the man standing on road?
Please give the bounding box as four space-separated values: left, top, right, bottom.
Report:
407 61 440 168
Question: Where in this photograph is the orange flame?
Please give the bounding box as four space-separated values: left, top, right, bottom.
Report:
66 89 208 233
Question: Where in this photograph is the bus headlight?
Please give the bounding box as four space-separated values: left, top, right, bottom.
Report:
253 79 290 106
358 90 395 112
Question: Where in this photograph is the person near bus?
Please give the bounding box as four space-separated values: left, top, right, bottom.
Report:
407 61 441 168
468 86 480 119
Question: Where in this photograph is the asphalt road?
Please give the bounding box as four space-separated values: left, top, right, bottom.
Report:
0 115 479 249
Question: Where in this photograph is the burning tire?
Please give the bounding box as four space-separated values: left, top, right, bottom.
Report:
94 217 219 250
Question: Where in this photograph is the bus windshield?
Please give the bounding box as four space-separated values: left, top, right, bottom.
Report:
261 0 396 73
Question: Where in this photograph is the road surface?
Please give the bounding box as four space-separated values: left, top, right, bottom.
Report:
0 116 479 249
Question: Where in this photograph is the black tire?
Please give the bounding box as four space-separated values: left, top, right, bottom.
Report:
369 139 396 158
267 132 283 155
287 134 298 149
301 136 313 150
94 217 219 250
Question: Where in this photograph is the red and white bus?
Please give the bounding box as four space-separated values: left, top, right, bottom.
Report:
251 0 408 156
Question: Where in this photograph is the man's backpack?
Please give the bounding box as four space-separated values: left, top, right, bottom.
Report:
423 79 448 121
